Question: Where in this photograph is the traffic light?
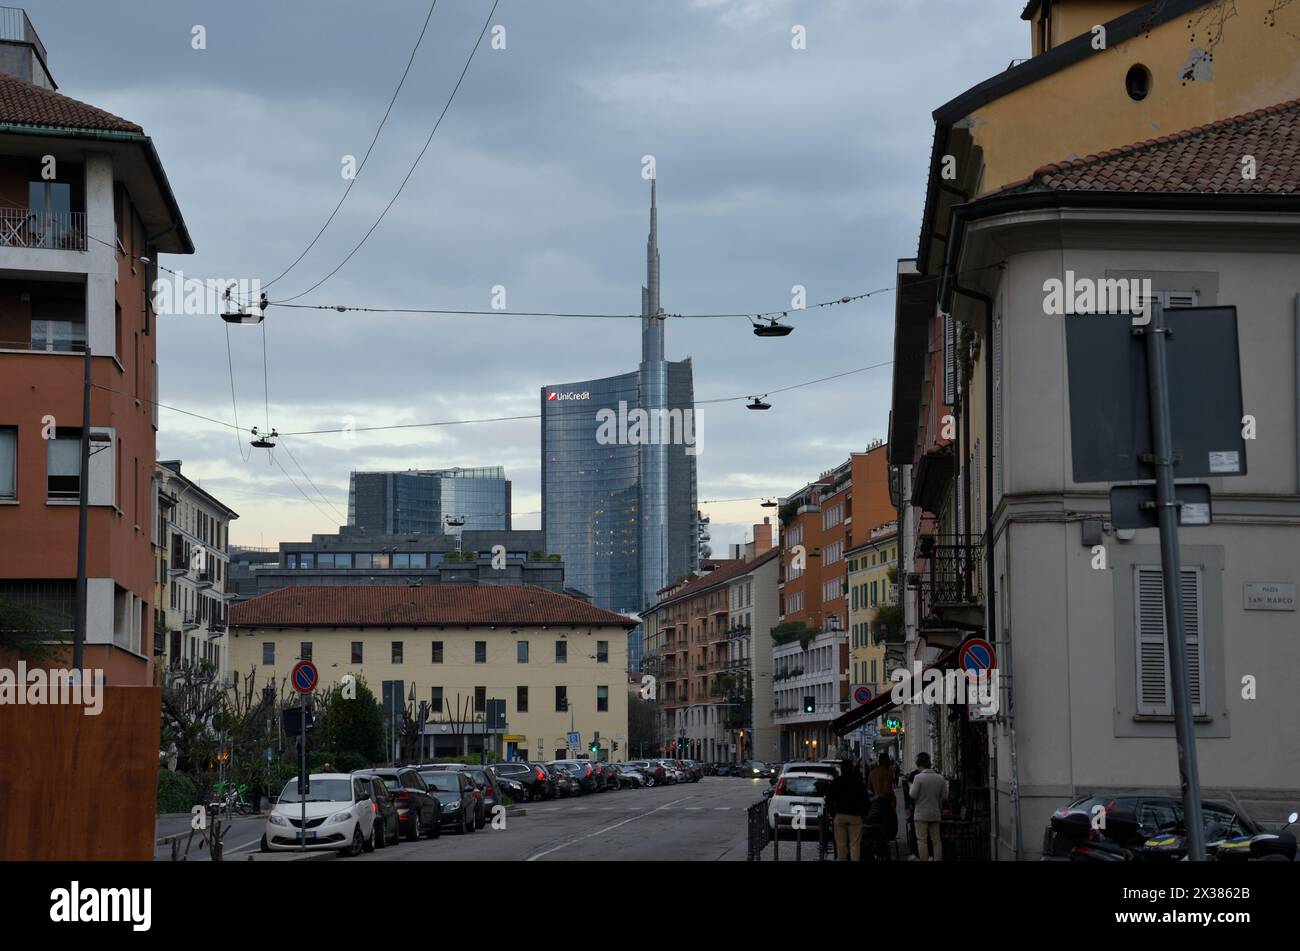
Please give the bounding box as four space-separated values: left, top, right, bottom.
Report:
612 740 619 753
803 695 816 714
589 740 599 754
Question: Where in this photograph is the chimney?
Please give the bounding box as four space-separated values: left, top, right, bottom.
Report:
0 8 54 88
752 518 773 556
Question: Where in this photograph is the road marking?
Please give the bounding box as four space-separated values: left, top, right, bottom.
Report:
526 797 692 861
714 807 730 810
685 807 704 811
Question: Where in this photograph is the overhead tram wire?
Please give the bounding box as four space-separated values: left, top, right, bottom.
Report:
260 0 442 292
277 435 348 524
268 0 502 306
224 322 251 462
270 451 340 525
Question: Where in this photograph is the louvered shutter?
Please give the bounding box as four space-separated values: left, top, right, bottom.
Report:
943 312 955 405
1134 565 1205 716
1164 290 1198 309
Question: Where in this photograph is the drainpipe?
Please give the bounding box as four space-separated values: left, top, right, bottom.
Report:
949 281 1020 860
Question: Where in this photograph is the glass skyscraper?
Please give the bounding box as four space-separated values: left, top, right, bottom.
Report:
348 467 511 535
541 181 699 663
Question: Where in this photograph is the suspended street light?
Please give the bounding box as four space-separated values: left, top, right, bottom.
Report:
746 396 771 410
751 314 793 337
250 426 278 449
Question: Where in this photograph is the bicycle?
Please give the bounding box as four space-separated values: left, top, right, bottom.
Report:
209 781 251 816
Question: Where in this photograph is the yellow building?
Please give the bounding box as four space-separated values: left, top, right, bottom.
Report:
846 524 897 755
229 584 635 763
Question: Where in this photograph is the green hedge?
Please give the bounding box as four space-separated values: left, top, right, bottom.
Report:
157 769 197 813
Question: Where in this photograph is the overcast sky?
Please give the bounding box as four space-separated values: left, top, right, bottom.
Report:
33 0 1025 552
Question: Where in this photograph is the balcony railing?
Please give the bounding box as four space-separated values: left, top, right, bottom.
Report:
912 533 984 626
727 625 751 639
0 209 87 251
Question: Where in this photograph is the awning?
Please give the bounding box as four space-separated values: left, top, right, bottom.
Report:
831 643 961 737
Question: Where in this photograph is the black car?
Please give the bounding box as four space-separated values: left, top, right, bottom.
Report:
353 773 400 850
466 766 503 827
1041 795 1261 858
359 768 441 841
493 761 554 801
419 763 487 828
419 768 479 834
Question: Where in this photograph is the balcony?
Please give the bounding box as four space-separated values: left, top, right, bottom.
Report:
0 208 87 251
912 533 984 632
727 624 751 639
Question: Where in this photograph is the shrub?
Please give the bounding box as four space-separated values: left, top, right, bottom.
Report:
156 769 197 813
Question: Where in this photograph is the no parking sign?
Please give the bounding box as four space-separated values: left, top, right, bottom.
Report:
957 638 996 681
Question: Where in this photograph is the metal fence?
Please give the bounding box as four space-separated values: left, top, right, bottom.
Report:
746 800 771 860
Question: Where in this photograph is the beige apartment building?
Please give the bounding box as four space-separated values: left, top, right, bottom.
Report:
229 584 636 763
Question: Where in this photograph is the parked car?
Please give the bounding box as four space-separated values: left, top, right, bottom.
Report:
547 763 581 797
613 764 647 788
262 773 375 856
354 772 400 850
498 777 526 802
549 759 598 793
774 761 840 784
649 759 681 784
677 760 703 782
362 767 442 841
419 763 486 827
627 760 666 787
492 761 554 801
1041 795 1262 859
466 766 502 827
419 769 479 835
765 770 833 834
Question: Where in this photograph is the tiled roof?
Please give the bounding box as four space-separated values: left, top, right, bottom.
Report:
650 548 780 611
229 584 637 629
0 73 142 134
1004 98 1300 196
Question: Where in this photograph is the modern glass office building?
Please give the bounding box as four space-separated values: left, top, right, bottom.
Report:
347 467 511 535
541 181 699 663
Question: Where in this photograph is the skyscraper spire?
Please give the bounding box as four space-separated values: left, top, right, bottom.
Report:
642 177 664 364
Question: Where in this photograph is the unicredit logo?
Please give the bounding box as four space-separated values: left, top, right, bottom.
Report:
548 391 590 401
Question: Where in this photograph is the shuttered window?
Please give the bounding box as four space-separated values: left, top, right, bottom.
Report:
1134 565 1205 716
992 314 1003 504
942 311 955 405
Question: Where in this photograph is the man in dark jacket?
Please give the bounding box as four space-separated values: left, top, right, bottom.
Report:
824 758 870 861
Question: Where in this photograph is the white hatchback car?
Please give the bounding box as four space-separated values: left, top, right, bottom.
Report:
262 773 375 856
767 770 835 833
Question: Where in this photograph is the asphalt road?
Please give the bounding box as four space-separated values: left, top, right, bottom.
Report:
336 776 766 862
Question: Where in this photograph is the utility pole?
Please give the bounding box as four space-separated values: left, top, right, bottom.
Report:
1140 301 1205 861
73 343 91 671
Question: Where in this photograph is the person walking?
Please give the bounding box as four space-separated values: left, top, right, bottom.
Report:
865 752 897 859
824 757 869 861
867 752 895 802
908 752 948 861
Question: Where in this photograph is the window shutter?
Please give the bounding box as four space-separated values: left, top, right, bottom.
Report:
1164 290 1199 309
1134 565 1205 716
942 312 955 405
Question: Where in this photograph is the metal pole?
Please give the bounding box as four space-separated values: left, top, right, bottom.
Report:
73 343 91 671
299 691 307 852
1141 301 1206 861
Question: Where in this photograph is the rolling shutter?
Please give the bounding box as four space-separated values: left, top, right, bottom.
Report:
1134 565 1205 716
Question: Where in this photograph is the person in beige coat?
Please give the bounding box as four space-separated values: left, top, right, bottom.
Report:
908 752 948 861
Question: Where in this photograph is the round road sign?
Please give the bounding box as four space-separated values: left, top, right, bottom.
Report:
853 685 874 706
958 638 996 681
291 660 319 695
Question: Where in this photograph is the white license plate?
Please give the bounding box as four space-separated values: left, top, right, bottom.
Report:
803 804 821 815
297 831 317 840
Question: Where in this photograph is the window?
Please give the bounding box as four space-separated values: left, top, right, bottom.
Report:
351 642 363 664
392 641 403 664
942 311 955 405
30 294 85 352
517 686 528 712
475 641 487 664
431 641 443 663
430 686 443 713
0 427 14 499
596 640 608 663
392 553 410 568
371 552 389 569
47 428 80 499
555 686 568 712
597 685 609 712
300 552 315 569
317 553 334 567
474 686 486 713
262 643 275 665
1135 566 1205 716
517 640 529 663
333 552 352 568
556 640 567 663
300 642 312 662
